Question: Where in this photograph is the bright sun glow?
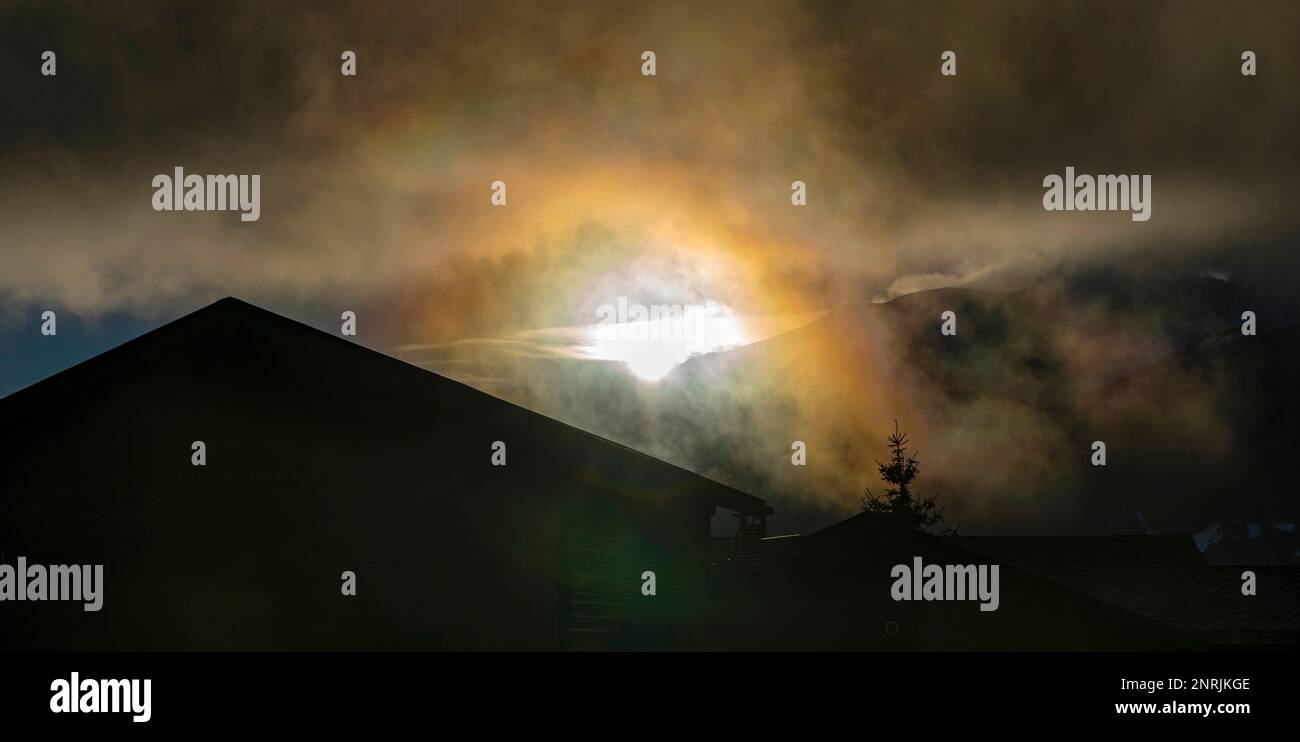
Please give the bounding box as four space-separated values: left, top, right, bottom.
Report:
584 301 747 382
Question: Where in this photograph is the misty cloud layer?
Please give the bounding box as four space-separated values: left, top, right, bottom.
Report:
2 1 1298 534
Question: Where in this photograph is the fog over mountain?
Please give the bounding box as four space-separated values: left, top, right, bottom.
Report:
398 269 1300 551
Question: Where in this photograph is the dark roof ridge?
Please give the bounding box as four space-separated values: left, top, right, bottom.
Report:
1 295 771 515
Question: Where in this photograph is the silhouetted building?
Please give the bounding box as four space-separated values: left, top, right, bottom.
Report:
743 513 1300 649
0 298 771 650
958 534 1300 648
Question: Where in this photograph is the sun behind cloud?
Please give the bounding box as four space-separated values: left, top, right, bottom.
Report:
583 301 748 382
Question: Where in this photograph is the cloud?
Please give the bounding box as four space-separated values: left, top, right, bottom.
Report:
2 1 1297 326
2 1 1298 533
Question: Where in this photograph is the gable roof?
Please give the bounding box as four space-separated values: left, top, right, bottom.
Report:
957 535 1300 634
0 296 772 516
800 513 1298 638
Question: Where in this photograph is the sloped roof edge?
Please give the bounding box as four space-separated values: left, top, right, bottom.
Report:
1 296 773 516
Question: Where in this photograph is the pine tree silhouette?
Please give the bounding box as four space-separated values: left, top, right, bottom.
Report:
861 421 951 534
